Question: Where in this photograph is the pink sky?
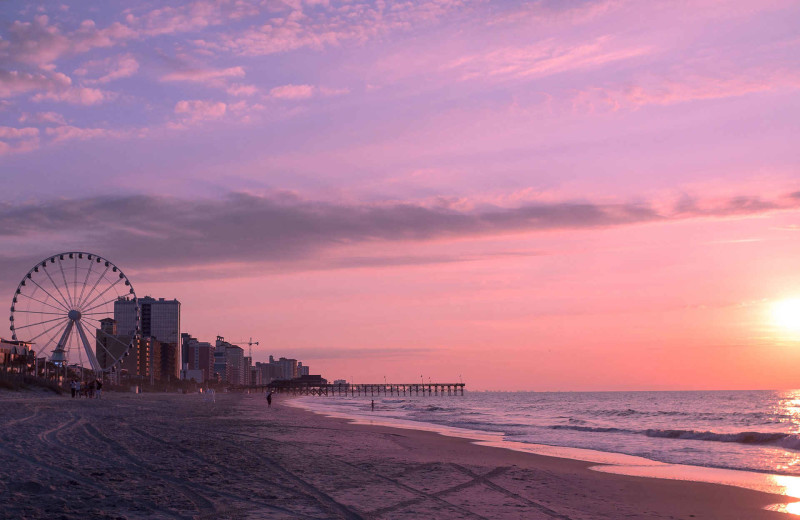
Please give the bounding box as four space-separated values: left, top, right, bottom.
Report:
1 0 799 390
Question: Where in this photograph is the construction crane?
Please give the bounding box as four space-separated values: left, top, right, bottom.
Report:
233 337 260 359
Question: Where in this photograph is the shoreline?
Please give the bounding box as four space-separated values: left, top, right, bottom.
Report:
289 394 800 502
0 391 795 519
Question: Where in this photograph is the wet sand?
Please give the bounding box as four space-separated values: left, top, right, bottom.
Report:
0 391 792 519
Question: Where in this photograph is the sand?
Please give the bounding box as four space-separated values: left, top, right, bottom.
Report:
0 390 792 519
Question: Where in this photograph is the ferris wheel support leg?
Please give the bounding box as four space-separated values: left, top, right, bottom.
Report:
55 320 74 354
75 320 102 374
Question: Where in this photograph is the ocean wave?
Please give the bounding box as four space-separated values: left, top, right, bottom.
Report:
644 429 800 449
550 425 631 434
549 425 800 451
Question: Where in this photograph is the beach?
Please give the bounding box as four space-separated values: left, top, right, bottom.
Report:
0 391 792 520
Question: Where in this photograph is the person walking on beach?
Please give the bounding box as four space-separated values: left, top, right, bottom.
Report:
371 400 374 412
70 380 77 398
95 379 103 399
266 391 272 407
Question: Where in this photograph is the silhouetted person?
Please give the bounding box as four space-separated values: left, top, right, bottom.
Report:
266 391 272 407
371 400 374 412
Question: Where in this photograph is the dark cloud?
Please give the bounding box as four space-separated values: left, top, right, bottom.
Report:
0 190 797 287
673 194 785 216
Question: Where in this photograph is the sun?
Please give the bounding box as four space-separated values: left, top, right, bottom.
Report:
772 298 800 333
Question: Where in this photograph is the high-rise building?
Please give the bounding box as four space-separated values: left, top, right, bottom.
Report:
255 361 283 384
116 296 181 380
243 356 252 386
214 336 245 385
95 318 160 380
297 362 309 377
277 357 298 380
181 333 215 382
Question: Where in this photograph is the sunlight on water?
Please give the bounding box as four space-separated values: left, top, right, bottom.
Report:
772 475 800 499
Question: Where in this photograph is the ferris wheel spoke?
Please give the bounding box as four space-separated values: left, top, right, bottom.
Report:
75 320 101 372
76 264 109 309
83 317 135 351
46 262 74 308
11 309 68 316
94 326 133 357
82 316 118 334
77 258 94 308
26 275 71 312
13 294 69 314
13 315 72 331
73 257 79 310
93 330 120 361
26 317 69 343
80 277 122 311
40 266 73 310
57 259 75 308
81 296 123 315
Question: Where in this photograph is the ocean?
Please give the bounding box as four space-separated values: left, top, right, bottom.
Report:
291 389 800 502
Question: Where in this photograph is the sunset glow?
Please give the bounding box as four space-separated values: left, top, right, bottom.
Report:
1 0 799 390
773 299 800 334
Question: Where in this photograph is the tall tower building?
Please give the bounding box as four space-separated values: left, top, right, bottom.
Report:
181 333 215 383
115 296 181 380
214 336 245 385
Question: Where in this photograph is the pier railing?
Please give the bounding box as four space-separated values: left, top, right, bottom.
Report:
262 382 465 396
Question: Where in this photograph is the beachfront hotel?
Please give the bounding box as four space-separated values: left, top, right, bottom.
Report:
116 297 181 380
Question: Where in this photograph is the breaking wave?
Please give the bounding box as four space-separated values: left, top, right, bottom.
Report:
548 425 800 450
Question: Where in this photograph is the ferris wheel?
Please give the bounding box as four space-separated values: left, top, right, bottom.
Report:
9 252 139 373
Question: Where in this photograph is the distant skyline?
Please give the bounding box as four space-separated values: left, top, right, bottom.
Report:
1 0 799 390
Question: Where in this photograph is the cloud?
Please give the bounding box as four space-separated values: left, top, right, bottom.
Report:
0 137 39 156
268 84 348 100
0 190 797 279
0 15 135 69
128 0 261 37
269 84 314 99
74 53 140 84
445 36 651 82
44 125 124 142
161 65 245 88
573 70 800 112
18 111 68 125
0 68 113 105
31 86 114 105
0 126 39 139
226 83 259 96
200 0 463 56
174 99 227 121
0 70 71 98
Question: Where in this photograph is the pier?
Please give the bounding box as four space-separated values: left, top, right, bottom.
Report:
263 382 465 396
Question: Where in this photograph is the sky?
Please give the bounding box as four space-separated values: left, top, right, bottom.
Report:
1 0 799 391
